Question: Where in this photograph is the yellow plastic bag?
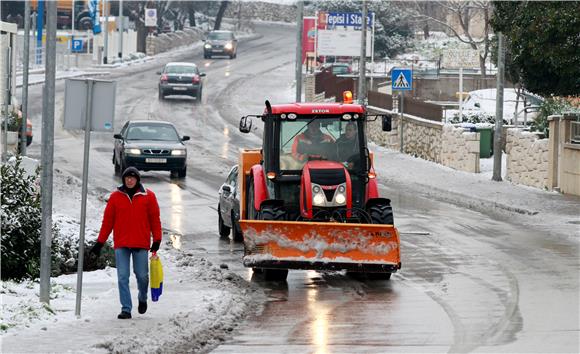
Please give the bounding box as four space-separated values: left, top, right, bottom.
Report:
150 253 163 302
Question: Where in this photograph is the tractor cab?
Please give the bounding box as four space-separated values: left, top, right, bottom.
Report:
239 101 392 223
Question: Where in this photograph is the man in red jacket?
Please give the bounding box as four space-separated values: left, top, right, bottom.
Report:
91 167 162 319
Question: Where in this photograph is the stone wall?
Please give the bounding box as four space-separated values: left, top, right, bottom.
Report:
506 128 549 189
367 107 480 173
401 116 442 163
146 27 205 56
441 125 481 173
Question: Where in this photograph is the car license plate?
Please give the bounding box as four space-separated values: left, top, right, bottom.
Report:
173 87 187 91
146 158 166 163
214 49 223 52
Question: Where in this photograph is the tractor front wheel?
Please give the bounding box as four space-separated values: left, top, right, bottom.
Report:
368 204 394 225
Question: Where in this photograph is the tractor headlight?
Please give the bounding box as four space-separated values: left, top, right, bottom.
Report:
312 184 325 206
127 148 141 155
224 42 233 50
334 183 347 205
313 193 326 206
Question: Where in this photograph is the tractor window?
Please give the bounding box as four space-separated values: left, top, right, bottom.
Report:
279 118 361 171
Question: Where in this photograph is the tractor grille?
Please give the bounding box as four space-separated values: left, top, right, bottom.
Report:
310 168 346 186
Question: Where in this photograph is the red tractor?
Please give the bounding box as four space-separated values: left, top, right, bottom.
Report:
237 101 400 281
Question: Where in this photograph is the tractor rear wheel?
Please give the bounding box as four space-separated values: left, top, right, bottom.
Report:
367 272 392 280
369 204 394 225
259 205 286 221
232 211 243 242
264 268 288 281
218 205 230 237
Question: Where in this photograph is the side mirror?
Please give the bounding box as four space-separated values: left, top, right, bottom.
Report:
156 71 162 75
182 135 190 141
381 115 392 132
239 117 252 133
114 133 123 139
222 185 232 193
199 72 206 77
202 39 206 42
474 102 481 109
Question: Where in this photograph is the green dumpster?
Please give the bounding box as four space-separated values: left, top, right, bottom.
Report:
477 127 494 158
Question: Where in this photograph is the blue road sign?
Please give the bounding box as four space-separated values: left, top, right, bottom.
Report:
72 39 84 53
391 68 413 91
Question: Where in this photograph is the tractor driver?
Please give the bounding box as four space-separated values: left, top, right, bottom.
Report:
336 122 360 169
292 120 334 162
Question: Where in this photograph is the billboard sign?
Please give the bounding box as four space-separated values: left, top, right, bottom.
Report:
317 30 372 57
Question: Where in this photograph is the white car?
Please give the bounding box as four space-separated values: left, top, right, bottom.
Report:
451 89 544 125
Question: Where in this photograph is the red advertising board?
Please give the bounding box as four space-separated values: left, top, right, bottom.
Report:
302 17 317 64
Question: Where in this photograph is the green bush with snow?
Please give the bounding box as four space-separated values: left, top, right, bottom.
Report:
1 158 42 280
1 158 114 281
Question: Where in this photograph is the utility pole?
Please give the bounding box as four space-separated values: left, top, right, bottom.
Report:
118 0 123 61
103 0 109 64
20 0 31 156
295 1 303 102
357 0 367 104
39 0 57 304
492 32 505 182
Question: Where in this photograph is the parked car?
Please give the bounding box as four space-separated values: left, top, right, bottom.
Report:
203 30 238 59
319 63 352 75
112 120 189 178
158 62 206 100
452 89 544 125
217 165 243 241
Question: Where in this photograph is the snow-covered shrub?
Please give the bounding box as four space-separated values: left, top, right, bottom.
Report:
1 159 114 281
1 158 41 280
449 111 508 125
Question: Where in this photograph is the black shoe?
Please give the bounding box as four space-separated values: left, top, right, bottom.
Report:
138 301 147 314
117 311 132 319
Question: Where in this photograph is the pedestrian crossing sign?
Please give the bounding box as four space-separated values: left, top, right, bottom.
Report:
391 68 413 91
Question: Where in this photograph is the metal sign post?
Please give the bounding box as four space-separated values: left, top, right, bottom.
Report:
391 68 413 153
75 79 94 317
64 78 116 317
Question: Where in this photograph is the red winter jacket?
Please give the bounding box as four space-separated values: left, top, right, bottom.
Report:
97 185 162 249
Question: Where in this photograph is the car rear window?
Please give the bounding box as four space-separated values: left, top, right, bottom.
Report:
165 65 197 74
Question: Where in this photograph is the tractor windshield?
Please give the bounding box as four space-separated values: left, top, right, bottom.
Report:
279 117 362 172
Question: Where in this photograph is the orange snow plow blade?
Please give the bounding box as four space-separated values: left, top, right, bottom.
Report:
240 220 401 273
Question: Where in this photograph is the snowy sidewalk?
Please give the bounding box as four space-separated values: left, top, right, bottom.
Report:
371 143 580 239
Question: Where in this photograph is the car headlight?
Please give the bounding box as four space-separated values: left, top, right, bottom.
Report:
204 43 212 49
171 149 186 156
224 42 233 50
127 148 141 155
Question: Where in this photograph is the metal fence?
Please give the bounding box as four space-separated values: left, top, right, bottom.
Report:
367 90 393 110
397 95 443 122
314 71 355 101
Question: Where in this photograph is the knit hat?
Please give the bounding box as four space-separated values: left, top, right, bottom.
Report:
122 167 141 183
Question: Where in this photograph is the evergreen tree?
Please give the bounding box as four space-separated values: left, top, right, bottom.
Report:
491 1 580 96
